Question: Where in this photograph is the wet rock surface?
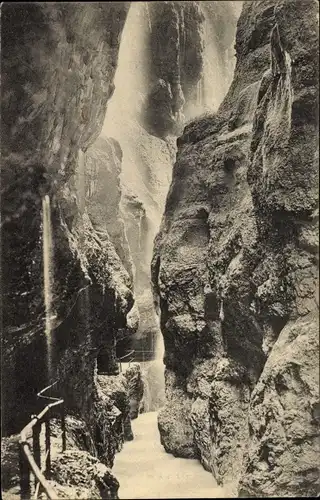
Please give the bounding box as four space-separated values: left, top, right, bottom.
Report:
97 373 134 446
140 360 166 412
1 0 132 437
144 1 203 136
158 370 197 459
239 312 320 497
0 2 143 498
123 363 145 420
1 384 141 500
84 136 134 281
50 450 119 500
152 0 319 496
145 1 240 135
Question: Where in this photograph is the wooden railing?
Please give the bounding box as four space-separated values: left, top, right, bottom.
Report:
117 349 156 372
118 349 135 372
19 381 66 500
19 351 159 496
133 349 154 363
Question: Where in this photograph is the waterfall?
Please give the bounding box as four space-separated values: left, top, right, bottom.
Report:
140 314 165 411
145 2 151 33
197 77 204 108
102 2 171 351
42 195 54 379
184 2 242 119
102 3 148 126
99 2 241 412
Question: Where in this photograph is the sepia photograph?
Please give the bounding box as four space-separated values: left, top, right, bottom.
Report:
1 1 319 499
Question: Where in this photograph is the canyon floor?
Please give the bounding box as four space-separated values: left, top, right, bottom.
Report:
113 411 230 499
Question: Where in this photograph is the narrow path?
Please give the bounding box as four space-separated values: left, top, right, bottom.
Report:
113 411 227 499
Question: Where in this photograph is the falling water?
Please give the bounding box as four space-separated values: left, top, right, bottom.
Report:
42 195 54 379
197 77 204 108
140 313 165 411
155 325 165 362
102 2 171 378
100 2 241 411
185 1 242 119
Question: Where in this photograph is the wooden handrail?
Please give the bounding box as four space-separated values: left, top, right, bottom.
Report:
117 349 158 372
20 442 57 499
130 350 154 353
19 382 65 500
20 400 63 442
37 381 61 402
117 349 135 360
34 449 49 499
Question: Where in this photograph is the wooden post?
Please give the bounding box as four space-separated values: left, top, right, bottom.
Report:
45 417 51 479
60 404 66 452
19 444 30 500
32 421 41 489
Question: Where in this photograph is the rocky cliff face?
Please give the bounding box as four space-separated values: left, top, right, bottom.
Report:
144 1 204 137
2 363 145 499
1 0 134 467
145 1 240 136
152 0 319 497
103 2 240 362
84 136 134 281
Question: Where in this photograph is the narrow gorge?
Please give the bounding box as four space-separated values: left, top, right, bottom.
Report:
1 1 319 499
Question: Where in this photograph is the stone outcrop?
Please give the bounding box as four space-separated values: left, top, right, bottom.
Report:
1 0 132 431
84 136 134 281
50 450 120 500
1 4 144 494
144 1 203 137
1 415 120 499
49 415 121 499
152 0 319 497
97 373 134 445
123 363 145 419
144 1 241 135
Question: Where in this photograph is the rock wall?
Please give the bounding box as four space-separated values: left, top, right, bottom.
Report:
1 364 145 499
100 2 177 357
152 0 319 497
1 0 134 462
144 1 204 137
104 2 240 360
2 418 121 500
84 136 134 281
145 1 240 136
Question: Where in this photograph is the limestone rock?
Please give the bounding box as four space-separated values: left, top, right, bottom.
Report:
50 450 119 499
97 374 133 447
158 370 197 458
1 2 133 441
1 436 20 495
145 1 203 135
123 363 145 420
239 313 320 497
145 1 239 135
152 0 319 496
84 136 134 281
144 79 178 138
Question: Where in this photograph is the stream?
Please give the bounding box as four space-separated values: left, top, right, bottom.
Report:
113 411 227 499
